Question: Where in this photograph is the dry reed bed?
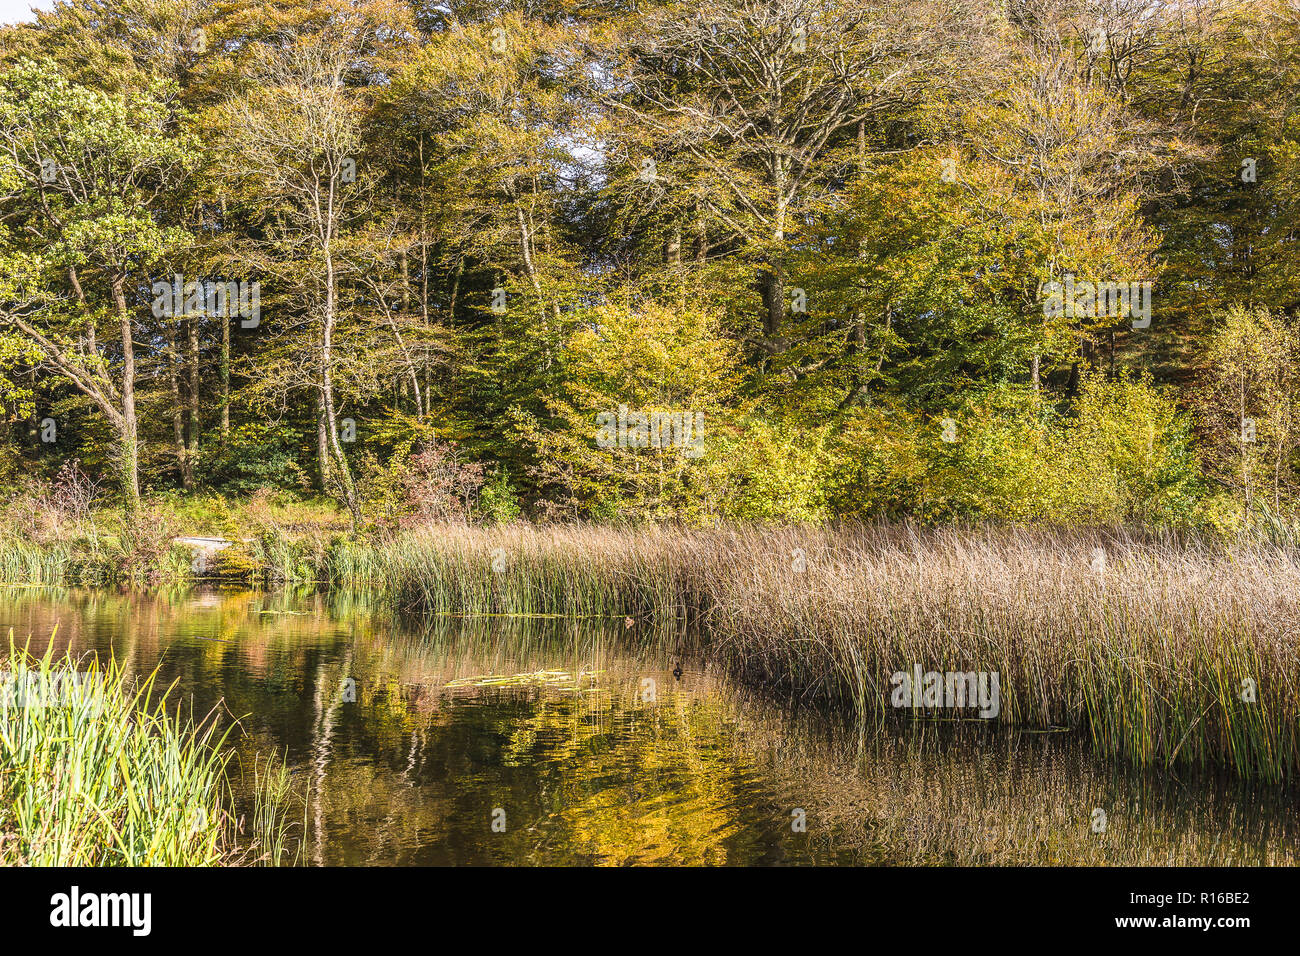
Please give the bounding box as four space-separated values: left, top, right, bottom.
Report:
375 523 1300 779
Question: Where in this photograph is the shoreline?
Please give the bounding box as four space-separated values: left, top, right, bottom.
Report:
4 518 1298 780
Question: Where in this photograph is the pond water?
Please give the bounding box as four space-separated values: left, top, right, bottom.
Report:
4 586 1299 866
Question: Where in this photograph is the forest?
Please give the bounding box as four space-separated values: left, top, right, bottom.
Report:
0 0 1297 541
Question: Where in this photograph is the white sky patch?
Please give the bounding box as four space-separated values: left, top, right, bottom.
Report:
0 0 53 25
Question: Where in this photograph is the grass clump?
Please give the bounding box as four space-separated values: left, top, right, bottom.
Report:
0 634 298 865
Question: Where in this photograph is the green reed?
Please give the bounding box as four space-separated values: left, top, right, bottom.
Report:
0 634 297 865
242 750 302 867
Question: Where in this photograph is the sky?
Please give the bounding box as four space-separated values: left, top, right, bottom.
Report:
0 0 53 26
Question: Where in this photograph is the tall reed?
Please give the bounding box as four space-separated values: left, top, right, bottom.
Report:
0 635 297 865
371 522 1300 780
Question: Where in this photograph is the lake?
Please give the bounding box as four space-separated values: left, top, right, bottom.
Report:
3 586 1298 866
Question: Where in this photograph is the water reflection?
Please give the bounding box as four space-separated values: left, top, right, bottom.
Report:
2 585 1297 866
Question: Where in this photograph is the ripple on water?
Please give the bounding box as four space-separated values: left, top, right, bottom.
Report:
5 586 1300 866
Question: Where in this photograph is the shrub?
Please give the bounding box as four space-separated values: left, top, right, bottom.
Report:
822 375 1202 527
511 299 743 521
208 423 313 495
478 467 522 523
358 436 486 532
1051 371 1202 525
720 416 837 522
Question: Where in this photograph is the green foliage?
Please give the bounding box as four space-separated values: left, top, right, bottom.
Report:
1051 372 1202 525
478 467 522 523
1 0 1299 530
1201 306 1300 514
208 423 313 495
512 298 743 521
718 416 838 523
826 375 1200 526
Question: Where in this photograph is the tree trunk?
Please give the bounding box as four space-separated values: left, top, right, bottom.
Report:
764 165 789 348
316 389 331 491
322 253 361 531
167 324 186 481
220 314 230 442
380 301 424 420
695 203 707 263
761 266 785 340
419 135 429 326
448 257 462 323
112 275 141 518
401 249 411 311
515 204 560 325
185 315 199 489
